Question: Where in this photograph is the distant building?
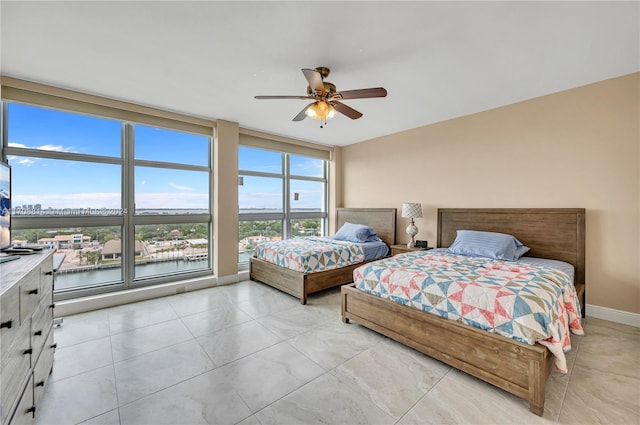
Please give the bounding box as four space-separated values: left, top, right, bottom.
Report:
37 234 90 250
102 239 145 260
185 238 208 246
239 235 277 246
238 235 281 252
70 234 83 247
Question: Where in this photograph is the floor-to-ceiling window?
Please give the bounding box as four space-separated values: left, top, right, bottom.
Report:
238 143 329 266
2 99 213 300
131 124 211 283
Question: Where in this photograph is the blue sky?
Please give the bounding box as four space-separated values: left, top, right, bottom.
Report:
7 103 323 211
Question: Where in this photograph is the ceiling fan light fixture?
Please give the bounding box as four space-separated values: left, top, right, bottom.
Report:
305 101 336 121
255 67 386 125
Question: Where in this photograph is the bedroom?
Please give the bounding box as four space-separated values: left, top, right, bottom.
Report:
0 1 638 425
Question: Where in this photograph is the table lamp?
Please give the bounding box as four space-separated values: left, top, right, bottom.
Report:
401 202 423 248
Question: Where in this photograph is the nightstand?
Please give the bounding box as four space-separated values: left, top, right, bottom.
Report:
390 244 431 256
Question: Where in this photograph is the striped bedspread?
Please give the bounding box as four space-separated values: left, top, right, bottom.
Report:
254 236 365 274
353 251 584 372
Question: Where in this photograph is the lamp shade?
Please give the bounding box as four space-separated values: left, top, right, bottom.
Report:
401 203 423 219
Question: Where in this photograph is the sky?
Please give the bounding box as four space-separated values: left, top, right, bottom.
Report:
6 103 324 212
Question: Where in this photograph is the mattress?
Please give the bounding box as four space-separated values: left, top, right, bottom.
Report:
254 236 388 274
354 250 584 372
360 239 390 261
429 248 576 284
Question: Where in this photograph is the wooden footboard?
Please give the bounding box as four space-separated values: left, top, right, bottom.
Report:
250 257 365 304
341 284 554 416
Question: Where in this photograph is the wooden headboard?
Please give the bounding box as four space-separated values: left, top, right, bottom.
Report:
336 208 397 246
437 208 586 286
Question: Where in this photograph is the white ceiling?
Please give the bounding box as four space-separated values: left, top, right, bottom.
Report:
1 1 638 147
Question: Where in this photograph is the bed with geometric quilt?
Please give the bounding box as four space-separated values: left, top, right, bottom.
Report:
255 236 368 274
341 208 586 416
251 208 396 304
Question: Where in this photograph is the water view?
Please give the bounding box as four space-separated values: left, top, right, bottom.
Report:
55 259 210 291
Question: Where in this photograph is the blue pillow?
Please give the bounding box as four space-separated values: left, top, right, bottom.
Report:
447 230 529 261
365 235 383 243
333 222 376 243
514 243 530 260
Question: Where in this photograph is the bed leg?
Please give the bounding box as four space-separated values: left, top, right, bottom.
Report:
528 359 545 416
301 297 307 305
529 402 544 417
341 288 349 323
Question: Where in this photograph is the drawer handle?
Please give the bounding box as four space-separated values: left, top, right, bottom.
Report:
50 343 58 350
23 348 33 355
45 271 53 276
34 330 43 336
36 380 45 387
29 288 39 295
49 304 56 309
26 405 36 414
0 320 13 329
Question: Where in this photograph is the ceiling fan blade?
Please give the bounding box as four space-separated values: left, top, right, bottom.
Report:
255 95 313 100
331 101 363 120
333 87 387 100
292 104 311 121
302 68 324 95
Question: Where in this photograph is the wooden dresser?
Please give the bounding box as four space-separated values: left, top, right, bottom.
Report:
0 251 56 425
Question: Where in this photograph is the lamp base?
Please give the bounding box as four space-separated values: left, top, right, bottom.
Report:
406 222 418 248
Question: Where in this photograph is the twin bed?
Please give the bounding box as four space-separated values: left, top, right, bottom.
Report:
250 208 396 304
250 207 586 416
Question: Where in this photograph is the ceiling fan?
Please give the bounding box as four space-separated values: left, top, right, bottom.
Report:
254 67 387 127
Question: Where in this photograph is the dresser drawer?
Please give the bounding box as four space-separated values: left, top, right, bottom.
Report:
30 303 53 365
37 276 53 312
7 376 34 425
0 323 31 425
0 284 20 361
33 329 54 408
39 257 53 297
19 269 41 325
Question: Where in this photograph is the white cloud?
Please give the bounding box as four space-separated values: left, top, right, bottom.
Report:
38 144 75 152
7 142 75 153
14 192 122 209
15 158 36 166
13 191 209 210
168 182 195 191
291 159 323 174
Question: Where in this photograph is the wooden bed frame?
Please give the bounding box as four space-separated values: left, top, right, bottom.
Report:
341 208 585 416
250 207 396 304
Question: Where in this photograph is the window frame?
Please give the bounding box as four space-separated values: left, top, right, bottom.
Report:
238 147 328 266
2 101 214 301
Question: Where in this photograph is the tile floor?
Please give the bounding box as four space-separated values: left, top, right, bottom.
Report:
34 281 639 425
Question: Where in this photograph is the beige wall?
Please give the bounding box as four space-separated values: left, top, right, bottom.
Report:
328 146 343 235
214 120 239 278
341 73 640 314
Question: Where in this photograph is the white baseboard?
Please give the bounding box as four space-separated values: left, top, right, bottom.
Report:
586 304 640 327
217 273 242 285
